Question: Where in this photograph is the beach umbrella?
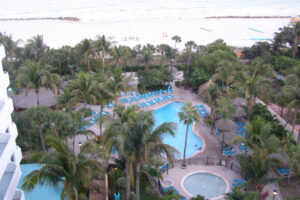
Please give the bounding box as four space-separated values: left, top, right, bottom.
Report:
215 119 236 131
235 106 246 118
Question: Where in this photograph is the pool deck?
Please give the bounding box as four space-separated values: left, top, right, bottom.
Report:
76 82 282 200
162 164 243 200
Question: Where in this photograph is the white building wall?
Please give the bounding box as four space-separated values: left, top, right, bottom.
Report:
0 45 24 200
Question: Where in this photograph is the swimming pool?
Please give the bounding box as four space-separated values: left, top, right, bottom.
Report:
153 102 204 159
18 164 63 200
183 172 227 199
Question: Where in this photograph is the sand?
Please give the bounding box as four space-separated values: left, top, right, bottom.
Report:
0 18 290 49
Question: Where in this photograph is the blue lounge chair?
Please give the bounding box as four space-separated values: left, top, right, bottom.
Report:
102 110 110 115
233 179 246 184
223 150 236 156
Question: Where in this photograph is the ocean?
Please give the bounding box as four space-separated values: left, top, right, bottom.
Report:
1 0 299 22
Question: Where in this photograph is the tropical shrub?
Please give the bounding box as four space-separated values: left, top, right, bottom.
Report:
137 67 173 92
272 55 300 73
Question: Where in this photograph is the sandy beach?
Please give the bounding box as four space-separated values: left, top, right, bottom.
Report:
0 18 290 49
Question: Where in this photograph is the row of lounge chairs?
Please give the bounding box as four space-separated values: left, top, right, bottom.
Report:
235 121 246 138
223 146 236 156
79 110 110 131
196 105 209 117
232 179 246 187
162 186 186 199
276 167 292 176
139 95 174 108
120 89 174 104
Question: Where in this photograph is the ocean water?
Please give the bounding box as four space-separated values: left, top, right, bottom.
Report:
1 0 299 22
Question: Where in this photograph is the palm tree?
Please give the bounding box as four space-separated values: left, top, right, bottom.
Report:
67 72 97 114
79 39 94 72
225 187 260 200
128 47 138 76
282 144 300 185
129 111 178 200
212 60 239 96
201 83 221 134
237 151 279 190
104 105 140 200
22 135 103 200
17 61 61 105
157 44 172 66
214 97 236 151
185 41 197 77
27 35 48 60
111 45 123 67
105 67 131 107
282 75 300 133
178 102 200 168
140 44 155 71
172 35 182 50
231 116 280 155
234 71 270 118
95 35 111 74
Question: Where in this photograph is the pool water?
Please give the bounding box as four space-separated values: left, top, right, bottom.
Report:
18 164 63 200
183 172 227 199
153 102 203 159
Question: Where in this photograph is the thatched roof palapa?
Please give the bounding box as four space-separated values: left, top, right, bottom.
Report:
215 119 236 131
13 88 59 109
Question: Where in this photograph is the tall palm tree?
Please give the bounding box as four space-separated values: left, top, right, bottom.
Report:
104 105 140 200
185 41 197 77
282 144 300 185
140 44 155 71
27 35 48 60
67 72 97 114
172 35 182 50
79 39 94 72
22 135 103 200
234 71 270 118
17 61 61 105
201 83 221 134
237 151 279 190
95 35 111 74
129 47 138 76
214 97 236 151
111 45 124 67
129 111 178 200
105 67 131 106
171 35 182 67
231 116 280 155
157 44 172 66
178 102 200 168
212 60 239 96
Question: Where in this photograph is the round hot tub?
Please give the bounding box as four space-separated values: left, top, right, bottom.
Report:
183 172 227 199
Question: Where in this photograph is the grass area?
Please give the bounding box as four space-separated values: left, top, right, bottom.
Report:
278 175 300 200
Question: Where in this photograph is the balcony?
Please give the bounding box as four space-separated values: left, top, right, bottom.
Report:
13 189 25 200
0 163 22 200
0 133 15 179
0 97 14 133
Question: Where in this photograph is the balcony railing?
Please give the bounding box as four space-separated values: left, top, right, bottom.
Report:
0 163 22 200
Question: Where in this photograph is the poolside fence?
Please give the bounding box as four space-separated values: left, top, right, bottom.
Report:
169 156 245 177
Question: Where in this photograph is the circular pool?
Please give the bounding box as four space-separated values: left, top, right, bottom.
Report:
183 172 227 199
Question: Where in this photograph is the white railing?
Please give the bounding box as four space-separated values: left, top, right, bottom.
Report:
0 163 22 200
0 133 14 179
0 98 14 133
